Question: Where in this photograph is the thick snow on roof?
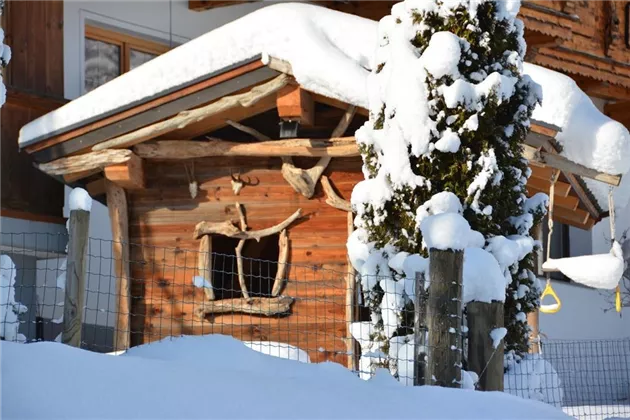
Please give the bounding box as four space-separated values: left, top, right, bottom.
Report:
19 3 375 146
1 335 571 419
20 3 630 209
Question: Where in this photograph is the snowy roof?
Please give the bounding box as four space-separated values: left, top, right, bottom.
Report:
19 2 630 210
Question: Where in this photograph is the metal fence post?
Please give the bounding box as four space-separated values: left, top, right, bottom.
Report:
62 209 90 347
413 271 427 385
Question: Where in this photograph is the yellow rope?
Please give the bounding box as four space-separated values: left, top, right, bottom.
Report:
541 170 561 314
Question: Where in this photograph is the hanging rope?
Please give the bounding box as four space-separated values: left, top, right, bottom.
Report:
609 186 622 314
541 170 562 314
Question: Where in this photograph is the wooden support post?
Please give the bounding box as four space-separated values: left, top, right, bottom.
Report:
467 301 505 391
413 271 428 386
106 180 131 351
345 212 357 371
104 153 145 190
425 249 463 388
62 208 90 347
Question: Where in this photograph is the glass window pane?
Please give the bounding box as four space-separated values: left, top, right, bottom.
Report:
84 38 121 93
130 49 157 70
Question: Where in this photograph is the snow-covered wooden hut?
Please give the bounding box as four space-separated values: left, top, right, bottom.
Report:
18 4 630 363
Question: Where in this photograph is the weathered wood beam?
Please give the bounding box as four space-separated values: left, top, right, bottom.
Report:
92 74 290 151
106 180 131 351
38 150 133 176
104 153 145 190
523 144 621 186
194 209 302 240
321 176 352 212
277 84 314 126
194 296 294 318
135 137 358 159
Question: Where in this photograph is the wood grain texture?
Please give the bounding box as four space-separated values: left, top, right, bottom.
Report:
62 209 90 347
106 181 131 351
127 157 364 360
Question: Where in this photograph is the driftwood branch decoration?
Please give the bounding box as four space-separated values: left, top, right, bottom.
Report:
194 208 302 241
271 229 289 297
280 106 356 198
193 207 301 312
195 296 294 319
234 202 250 299
321 176 352 212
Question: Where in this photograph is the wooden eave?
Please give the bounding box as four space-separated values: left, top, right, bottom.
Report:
25 55 616 230
22 56 277 162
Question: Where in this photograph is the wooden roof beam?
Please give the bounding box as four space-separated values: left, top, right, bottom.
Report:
104 153 145 190
523 144 621 186
134 137 357 159
276 84 315 126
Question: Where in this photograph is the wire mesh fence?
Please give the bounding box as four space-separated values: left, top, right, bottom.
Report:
1 232 629 419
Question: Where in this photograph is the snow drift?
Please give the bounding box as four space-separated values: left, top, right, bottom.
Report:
0 335 570 419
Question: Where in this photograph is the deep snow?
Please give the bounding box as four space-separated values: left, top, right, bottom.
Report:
0 335 571 419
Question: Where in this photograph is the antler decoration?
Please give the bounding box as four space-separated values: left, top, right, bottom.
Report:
230 169 259 195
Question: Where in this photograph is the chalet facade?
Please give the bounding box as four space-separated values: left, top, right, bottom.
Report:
2 1 630 355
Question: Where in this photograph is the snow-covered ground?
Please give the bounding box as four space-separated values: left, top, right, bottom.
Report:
1 334 571 419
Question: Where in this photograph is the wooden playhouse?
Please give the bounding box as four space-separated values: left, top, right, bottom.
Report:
19 5 624 366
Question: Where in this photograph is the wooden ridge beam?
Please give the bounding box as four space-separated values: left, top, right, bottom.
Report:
134 137 358 159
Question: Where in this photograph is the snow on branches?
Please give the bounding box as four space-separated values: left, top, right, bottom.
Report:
348 0 547 379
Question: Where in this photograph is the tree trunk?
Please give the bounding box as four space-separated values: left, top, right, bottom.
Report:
425 249 463 388
467 301 505 391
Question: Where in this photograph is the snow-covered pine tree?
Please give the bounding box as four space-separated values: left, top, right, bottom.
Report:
348 0 548 378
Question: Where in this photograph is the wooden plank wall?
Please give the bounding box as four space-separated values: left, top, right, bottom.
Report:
127 156 363 364
1 1 65 218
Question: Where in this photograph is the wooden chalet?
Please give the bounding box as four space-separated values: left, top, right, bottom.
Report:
7 1 630 363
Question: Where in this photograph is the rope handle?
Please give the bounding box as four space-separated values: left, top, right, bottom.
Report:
540 281 562 314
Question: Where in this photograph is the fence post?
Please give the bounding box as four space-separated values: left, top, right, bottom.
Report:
62 208 90 347
425 248 463 387
467 301 504 391
413 271 427 385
